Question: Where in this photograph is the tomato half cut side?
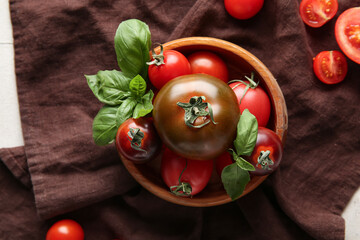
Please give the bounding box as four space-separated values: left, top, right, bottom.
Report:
313 51 348 84
299 0 338 28
335 7 360 64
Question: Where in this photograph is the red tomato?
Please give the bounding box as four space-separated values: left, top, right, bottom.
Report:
116 117 161 163
215 151 233 177
187 51 229 83
313 51 348 84
299 0 338 28
224 0 264 20
228 78 271 127
148 49 191 89
46 219 84 240
335 7 360 64
246 127 283 176
161 148 213 196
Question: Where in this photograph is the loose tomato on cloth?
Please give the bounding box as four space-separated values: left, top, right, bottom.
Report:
228 73 271 127
335 7 360 64
161 147 213 196
187 51 229 83
147 45 191 89
153 74 240 160
313 51 348 84
299 0 338 28
116 117 161 163
46 219 84 240
246 127 283 176
224 0 264 20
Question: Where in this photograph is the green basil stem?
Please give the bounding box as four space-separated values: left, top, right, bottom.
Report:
170 160 192 197
228 72 259 106
177 96 217 128
146 44 165 66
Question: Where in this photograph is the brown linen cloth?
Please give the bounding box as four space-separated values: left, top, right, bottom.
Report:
1 0 360 239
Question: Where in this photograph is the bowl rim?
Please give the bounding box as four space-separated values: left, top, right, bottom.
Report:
120 36 288 207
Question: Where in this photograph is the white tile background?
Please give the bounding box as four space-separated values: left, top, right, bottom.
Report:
0 1 358 238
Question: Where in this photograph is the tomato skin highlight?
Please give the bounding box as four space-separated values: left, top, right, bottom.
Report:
228 81 271 127
153 74 240 160
313 51 348 84
161 147 213 196
188 51 229 83
148 50 191 89
46 219 84 240
116 117 161 163
247 127 283 176
224 0 264 20
335 7 360 64
299 0 338 28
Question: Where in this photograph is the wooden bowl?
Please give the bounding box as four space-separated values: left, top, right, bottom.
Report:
120 37 288 207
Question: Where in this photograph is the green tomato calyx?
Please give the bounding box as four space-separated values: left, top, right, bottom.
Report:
146 44 165 66
177 96 217 129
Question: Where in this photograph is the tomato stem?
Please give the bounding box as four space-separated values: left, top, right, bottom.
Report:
127 128 147 153
170 159 192 197
256 150 274 170
146 44 165 66
177 96 217 128
228 72 259 106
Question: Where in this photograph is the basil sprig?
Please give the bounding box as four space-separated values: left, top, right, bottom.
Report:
86 19 153 146
221 109 258 200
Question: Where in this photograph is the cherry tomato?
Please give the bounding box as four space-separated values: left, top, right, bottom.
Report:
335 7 360 64
153 74 240 160
161 147 213 196
148 47 191 89
46 219 84 240
313 51 348 84
224 0 264 20
228 76 271 127
246 127 283 176
299 0 338 28
116 117 161 163
187 51 229 83
215 151 233 177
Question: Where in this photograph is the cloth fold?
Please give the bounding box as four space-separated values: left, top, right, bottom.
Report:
1 0 359 239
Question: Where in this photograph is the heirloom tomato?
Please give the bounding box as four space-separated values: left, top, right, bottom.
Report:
313 51 348 84
153 74 240 160
147 45 191 89
335 7 360 64
299 0 338 28
46 219 84 240
228 74 271 127
224 0 264 20
116 117 161 163
161 147 213 196
246 127 283 176
188 51 229 83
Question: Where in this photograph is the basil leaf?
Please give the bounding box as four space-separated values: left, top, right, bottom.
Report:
114 19 151 79
85 70 132 106
129 75 147 99
116 98 137 127
230 149 255 171
133 90 154 119
221 163 250 201
233 109 258 156
92 105 119 146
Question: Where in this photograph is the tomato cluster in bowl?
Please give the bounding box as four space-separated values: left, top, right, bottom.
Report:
116 37 288 206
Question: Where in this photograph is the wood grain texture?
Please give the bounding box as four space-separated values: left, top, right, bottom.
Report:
120 37 288 207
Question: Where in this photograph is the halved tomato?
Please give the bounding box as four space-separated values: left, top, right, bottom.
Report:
313 51 348 84
335 7 360 64
299 0 338 28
